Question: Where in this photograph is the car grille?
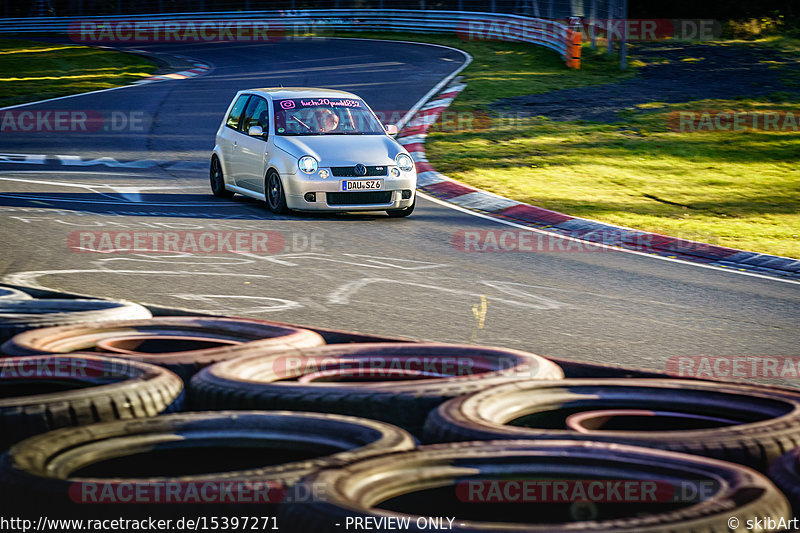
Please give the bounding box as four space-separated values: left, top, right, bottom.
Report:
330 166 388 177
327 192 393 205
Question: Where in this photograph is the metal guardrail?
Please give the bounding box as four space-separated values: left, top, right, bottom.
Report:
0 10 582 67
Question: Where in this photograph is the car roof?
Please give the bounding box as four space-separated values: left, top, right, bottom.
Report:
242 87 360 100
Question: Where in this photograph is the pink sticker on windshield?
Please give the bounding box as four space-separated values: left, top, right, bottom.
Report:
302 98 361 108
278 98 362 109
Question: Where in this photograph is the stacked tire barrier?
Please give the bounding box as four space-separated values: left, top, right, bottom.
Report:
1 316 326 381
0 411 415 518
0 354 184 448
190 343 564 435
0 298 151 342
279 442 791 532
0 283 797 531
770 448 800 515
423 379 800 469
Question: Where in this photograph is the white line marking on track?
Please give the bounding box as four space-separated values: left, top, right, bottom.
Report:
94 254 256 265
0 192 223 207
417 192 800 286
0 174 205 190
340 254 447 270
167 294 300 313
5 38 786 285
0 85 150 112
56 155 159 168
353 39 800 287
0 52 212 112
1 269 271 290
328 277 566 309
478 281 570 309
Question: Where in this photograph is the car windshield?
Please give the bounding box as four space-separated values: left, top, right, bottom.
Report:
273 97 385 136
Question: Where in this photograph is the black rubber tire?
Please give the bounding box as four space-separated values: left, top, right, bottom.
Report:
280 440 792 532
1 316 326 381
423 378 800 470
768 446 800 514
210 155 234 198
386 198 415 218
0 299 151 343
190 343 563 436
0 287 32 300
0 354 184 449
266 170 288 214
0 411 415 518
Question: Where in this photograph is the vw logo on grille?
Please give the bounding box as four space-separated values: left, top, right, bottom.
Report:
354 164 367 176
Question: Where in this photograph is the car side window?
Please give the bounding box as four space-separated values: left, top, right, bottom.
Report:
240 96 270 138
225 95 250 131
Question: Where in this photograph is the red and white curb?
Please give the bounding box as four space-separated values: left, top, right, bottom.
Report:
125 49 212 84
397 83 800 282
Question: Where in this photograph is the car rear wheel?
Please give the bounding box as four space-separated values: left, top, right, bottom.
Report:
386 198 415 218
210 156 234 198
266 170 288 214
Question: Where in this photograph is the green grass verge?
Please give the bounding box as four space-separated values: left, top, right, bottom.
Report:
426 104 799 258
0 39 157 107
330 30 635 103
332 31 799 259
3 32 796 258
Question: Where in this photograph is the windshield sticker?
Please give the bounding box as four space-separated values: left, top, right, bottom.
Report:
277 98 362 109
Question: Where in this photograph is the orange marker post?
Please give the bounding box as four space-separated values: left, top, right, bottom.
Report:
568 32 583 69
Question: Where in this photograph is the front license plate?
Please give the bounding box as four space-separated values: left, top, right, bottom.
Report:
341 180 384 191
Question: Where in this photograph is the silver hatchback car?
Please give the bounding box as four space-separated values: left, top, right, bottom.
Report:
211 88 417 217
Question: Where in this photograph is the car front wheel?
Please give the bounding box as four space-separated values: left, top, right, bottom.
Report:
210 156 234 198
266 170 288 214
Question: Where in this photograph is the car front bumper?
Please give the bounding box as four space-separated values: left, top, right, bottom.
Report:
283 171 417 211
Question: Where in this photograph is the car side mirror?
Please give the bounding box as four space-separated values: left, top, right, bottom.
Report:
248 125 264 137
384 124 398 135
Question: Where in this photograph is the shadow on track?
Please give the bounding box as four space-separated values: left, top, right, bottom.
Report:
0 191 388 221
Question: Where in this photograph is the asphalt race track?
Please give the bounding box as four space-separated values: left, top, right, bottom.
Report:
0 38 798 383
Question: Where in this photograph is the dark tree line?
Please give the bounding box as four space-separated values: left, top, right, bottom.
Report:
3 0 798 19
630 0 797 20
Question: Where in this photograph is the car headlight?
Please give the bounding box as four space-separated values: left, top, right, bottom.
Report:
395 153 414 172
390 167 401 178
298 156 318 174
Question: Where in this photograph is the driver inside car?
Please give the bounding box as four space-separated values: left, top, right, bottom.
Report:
314 108 340 133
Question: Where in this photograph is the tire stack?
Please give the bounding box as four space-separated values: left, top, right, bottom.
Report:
0 283 797 532
2 316 326 381
189 342 564 435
